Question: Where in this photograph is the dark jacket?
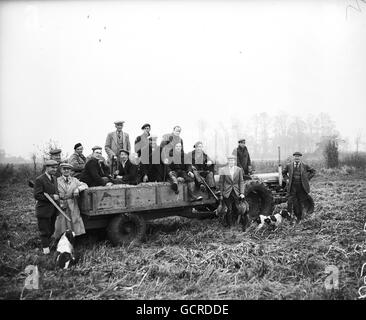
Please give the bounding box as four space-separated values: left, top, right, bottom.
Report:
160 134 184 162
282 162 316 194
140 145 164 180
79 157 111 187
34 173 59 218
134 132 150 157
166 150 189 173
232 146 251 173
186 150 214 172
117 159 138 185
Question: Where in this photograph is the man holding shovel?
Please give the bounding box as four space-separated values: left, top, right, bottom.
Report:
34 160 60 255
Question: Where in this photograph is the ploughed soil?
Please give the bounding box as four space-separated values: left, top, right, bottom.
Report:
0 172 365 300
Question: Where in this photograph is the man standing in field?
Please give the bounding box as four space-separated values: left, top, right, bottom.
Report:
232 138 252 176
105 120 131 165
282 151 316 222
34 160 60 255
218 155 246 228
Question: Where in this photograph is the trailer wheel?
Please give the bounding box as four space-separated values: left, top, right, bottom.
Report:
244 180 274 219
107 214 146 246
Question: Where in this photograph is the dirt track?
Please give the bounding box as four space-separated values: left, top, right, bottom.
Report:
1 172 365 300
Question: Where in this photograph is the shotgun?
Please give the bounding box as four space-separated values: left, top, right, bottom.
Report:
44 192 71 222
191 165 219 201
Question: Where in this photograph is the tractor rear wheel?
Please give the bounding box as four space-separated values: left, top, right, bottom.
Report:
244 180 274 219
107 213 146 246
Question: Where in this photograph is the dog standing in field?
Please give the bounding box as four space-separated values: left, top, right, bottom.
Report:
264 209 292 228
55 230 76 269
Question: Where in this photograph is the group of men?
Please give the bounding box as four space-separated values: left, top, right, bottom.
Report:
33 120 315 255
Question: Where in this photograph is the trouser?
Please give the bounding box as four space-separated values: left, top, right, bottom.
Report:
168 170 199 199
223 191 241 227
144 165 164 182
192 170 216 188
37 215 57 248
287 183 309 220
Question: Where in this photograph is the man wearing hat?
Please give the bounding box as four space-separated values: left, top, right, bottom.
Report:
232 139 252 176
54 163 88 239
218 155 246 228
114 149 139 185
134 123 151 158
186 141 216 192
34 160 60 254
79 147 113 187
68 143 86 179
140 135 164 182
105 121 131 165
42 148 63 177
282 152 316 221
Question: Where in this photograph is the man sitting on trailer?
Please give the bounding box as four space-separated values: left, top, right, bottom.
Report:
114 149 139 185
186 141 216 192
140 135 164 182
79 146 113 187
166 142 202 202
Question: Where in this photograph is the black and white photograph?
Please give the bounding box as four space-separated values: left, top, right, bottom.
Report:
0 0 366 304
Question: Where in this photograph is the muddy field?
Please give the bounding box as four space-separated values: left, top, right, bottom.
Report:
1 171 365 300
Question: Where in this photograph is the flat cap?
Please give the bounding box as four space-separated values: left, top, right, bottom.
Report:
238 138 246 143
49 149 62 155
92 146 102 151
193 141 203 148
74 143 82 150
227 155 236 160
114 120 125 125
141 123 151 129
60 163 74 169
44 159 58 166
119 148 129 155
293 151 302 156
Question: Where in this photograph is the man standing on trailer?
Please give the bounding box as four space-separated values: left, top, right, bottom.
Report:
105 120 131 165
282 151 316 222
134 123 151 158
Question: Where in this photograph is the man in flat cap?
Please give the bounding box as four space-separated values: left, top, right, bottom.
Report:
42 148 63 177
114 149 139 185
34 160 60 254
54 163 88 239
282 152 316 222
105 120 131 166
68 143 86 179
218 155 247 228
232 139 252 176
134 123 151 158
80 147 113 187
186 141 216 192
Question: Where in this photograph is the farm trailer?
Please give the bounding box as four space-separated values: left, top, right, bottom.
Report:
78 172 287 246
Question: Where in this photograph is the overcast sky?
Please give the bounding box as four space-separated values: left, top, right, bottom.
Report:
0 0 365 160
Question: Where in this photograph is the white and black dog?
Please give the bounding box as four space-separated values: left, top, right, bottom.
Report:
56 230 76 269
264 209 292 227
254 209 292 230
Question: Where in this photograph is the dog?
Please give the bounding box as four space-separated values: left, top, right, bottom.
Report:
254 215 269 230
264 209 292 228
55 230 76 269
